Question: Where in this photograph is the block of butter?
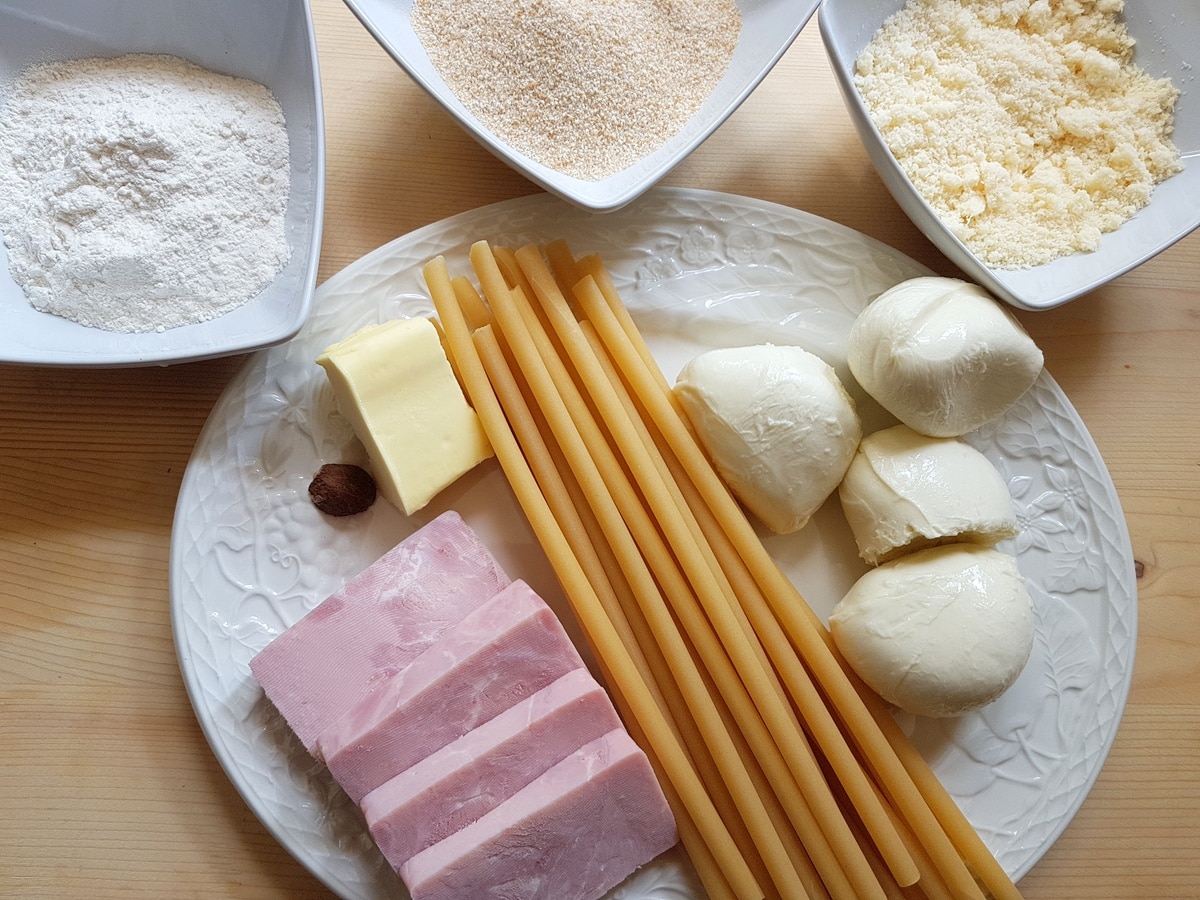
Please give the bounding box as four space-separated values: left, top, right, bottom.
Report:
317 317 492 516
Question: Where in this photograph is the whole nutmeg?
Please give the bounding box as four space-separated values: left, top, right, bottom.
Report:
309 463 377 517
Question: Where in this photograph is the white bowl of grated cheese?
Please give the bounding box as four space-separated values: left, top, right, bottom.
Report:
342 0 820 213
820 0 1199 310
0 0 324 366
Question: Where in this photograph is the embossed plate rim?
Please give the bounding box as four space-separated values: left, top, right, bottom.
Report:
169 186 1137 899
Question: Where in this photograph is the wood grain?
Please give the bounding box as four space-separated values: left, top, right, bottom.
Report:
1 2 1196 898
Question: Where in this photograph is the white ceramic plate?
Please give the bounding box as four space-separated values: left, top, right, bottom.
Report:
0 0 324 367
820 0 1200 310
340 0 818 212
170 188 1137 899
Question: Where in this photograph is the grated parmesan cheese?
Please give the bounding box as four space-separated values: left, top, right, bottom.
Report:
855 0 1182 268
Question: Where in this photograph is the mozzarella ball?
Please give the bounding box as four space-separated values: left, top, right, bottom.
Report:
829 544 1034 718
838 424 1018 565
674 344 861 534
847 277 1044 437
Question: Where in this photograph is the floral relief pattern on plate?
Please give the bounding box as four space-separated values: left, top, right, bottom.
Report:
170 188 1136 900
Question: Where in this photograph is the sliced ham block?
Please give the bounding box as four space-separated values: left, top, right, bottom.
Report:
249 511 510 753
362 667 621 867
319 580 585 803
398 729 678 900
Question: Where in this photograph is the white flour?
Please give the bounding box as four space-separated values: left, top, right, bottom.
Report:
0 54 291 333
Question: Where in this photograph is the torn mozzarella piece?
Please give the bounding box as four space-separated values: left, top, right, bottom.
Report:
838 424 1018 565
846 277 1044 437
829 544 1034 718
674 344 861 534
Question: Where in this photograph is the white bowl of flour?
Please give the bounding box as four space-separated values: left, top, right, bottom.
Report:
820 0 1199 310
0 0 324 366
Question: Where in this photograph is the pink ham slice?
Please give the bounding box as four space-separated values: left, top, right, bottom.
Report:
319 579 586 803
398 728 678 900
249 511 511 754
361 667 621 867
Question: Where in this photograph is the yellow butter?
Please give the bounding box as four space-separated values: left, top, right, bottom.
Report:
317 317 492 516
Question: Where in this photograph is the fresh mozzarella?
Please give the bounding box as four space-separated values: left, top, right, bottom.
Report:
829 544 1034 718
838 424 1018 565
674 344 861 534
847 277 1043 437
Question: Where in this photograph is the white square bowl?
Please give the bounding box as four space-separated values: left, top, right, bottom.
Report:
0 0 325 366
819 0 1199 310
342 0 820 213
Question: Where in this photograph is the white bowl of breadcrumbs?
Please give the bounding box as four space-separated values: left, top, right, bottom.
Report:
820 0 1198 310
343 0 820 212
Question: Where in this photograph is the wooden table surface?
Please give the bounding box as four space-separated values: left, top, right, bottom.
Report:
2 2 1197 898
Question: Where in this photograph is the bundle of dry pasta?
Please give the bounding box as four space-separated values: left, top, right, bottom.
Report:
423 240 1024 900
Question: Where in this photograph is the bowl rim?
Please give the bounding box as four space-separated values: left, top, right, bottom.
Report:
341 0 820 212
0 0 326 367
817 0 1200 310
